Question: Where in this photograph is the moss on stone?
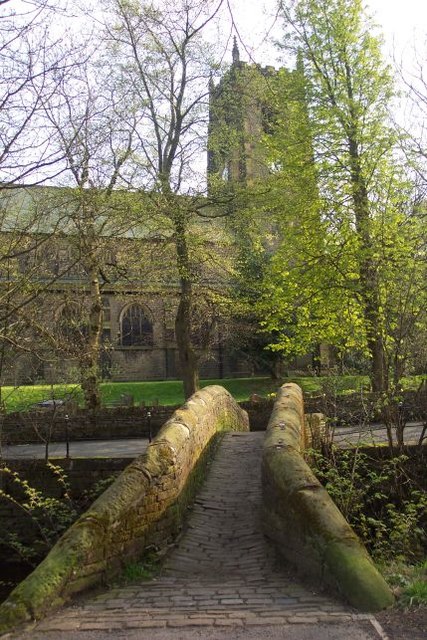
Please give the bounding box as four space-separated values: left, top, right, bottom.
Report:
0 385 248 635
262 383 394 612
0 600 31 635
162 431 223 537
263 446 320 497
0 526 84 632
324 542 395 611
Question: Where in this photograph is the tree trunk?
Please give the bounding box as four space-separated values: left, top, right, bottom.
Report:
349 136 388 394
270 356 283 380
175 285 199 399
173 213 199 399
80 260 102 412
367 332 387 393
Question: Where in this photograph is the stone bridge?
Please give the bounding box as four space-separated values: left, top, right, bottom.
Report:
0 385 393 639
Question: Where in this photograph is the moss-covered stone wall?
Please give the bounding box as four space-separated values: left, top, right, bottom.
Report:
0 385 248 634
262 383 394 612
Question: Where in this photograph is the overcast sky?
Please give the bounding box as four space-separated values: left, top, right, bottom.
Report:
225 0 426 70
5 0 424 185
10 1 424 72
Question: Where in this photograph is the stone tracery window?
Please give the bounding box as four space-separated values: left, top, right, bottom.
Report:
120 303 153 347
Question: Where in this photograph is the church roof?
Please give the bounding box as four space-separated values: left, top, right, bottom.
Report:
0 185 228 242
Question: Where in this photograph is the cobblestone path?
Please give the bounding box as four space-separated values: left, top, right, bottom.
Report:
28 432 380 636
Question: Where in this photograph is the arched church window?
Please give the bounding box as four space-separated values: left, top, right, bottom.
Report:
120 304 153 347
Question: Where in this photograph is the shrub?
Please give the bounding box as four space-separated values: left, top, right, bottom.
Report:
309 447 427 562
0 463 78 567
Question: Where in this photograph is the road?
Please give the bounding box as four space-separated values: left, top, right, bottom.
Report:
1 423 424 459
332 422 424 447
2 438 150 459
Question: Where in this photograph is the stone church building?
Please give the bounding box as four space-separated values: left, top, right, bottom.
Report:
0 184 250 385
1 43 320 386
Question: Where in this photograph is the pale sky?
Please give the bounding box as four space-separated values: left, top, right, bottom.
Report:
5 0 425 185
11 0 426 71
225 0 427 69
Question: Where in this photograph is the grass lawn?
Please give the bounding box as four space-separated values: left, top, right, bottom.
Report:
0 374 423 413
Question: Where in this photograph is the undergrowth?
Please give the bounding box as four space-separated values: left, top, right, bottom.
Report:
0 463 78 567
0 465 118 570
308 445 427 605
381 559 427 606
119 551 162 584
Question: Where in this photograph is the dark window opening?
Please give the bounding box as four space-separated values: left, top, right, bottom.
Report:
121 304 153 347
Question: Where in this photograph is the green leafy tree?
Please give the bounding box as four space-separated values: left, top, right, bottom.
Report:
208 48 314 376
254 59 332 367
262 0 423 393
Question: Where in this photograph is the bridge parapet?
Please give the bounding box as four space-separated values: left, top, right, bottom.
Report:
262 383 394 612
0 385 248 635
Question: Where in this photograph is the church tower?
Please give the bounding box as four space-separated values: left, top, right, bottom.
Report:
207 38 278 187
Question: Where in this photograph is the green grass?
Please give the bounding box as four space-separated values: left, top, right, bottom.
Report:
382 560 427 606
0 374 423 413
401 579 427 606
117 551 161 584
1 378 279 412
0 383 82 413
121 561 155 582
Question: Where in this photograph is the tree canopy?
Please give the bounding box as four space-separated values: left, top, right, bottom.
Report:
254 0 426 392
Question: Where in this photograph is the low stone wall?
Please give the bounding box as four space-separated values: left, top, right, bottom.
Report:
3 384 425 445
2 400 272 445
305 388 426 425
0 385 249 634
262 383 394 612
1 406 171 445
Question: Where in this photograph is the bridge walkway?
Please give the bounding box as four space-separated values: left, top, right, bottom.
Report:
26 432 381 638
